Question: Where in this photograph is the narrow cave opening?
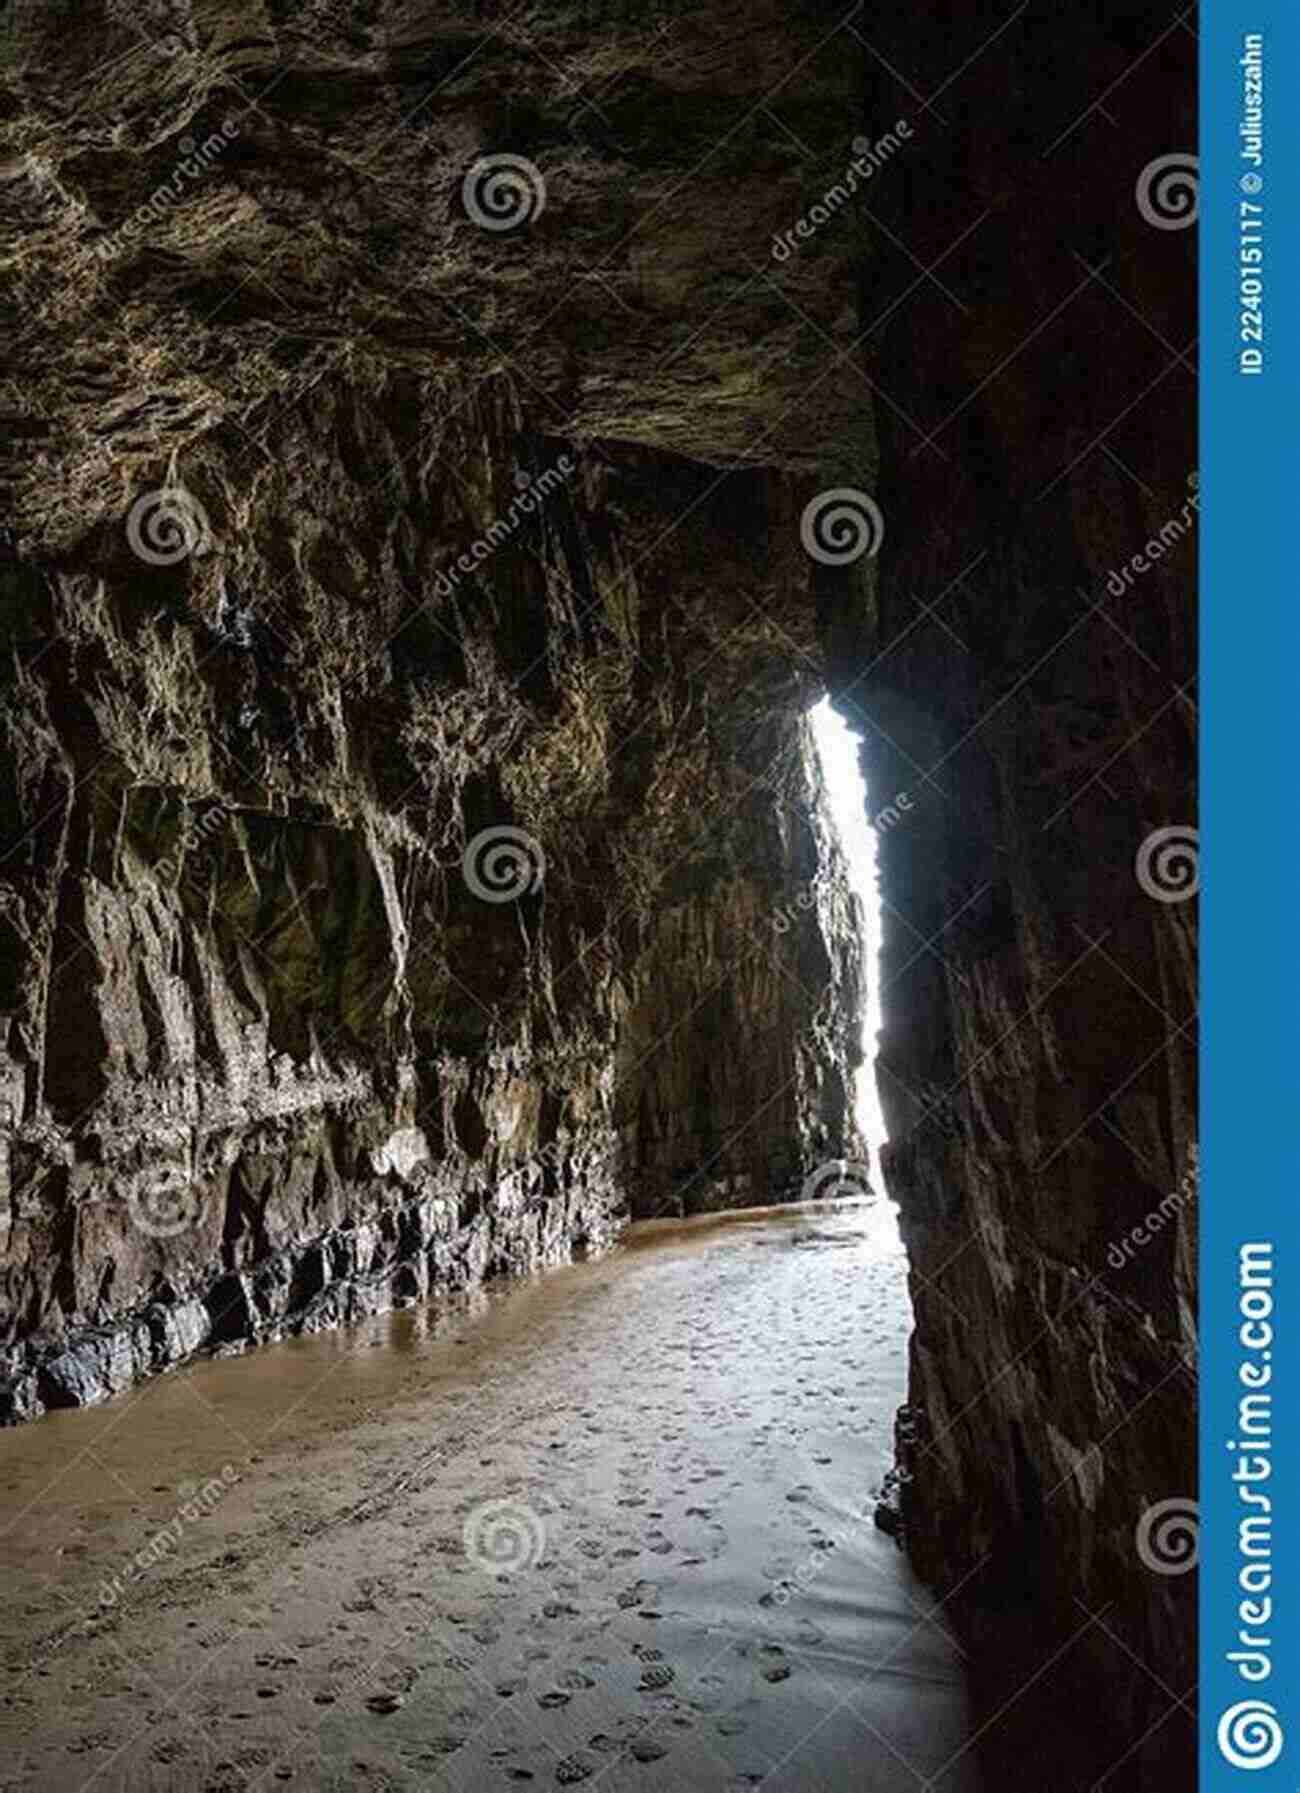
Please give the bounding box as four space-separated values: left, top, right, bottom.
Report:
808 696 890 1204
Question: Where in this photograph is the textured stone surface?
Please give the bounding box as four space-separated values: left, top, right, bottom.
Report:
3 0 876 1422
0 378 863 1421
826 7 1197 1787
1 0 873 555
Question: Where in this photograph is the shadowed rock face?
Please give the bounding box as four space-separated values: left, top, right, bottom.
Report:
0 385 863 1420
825 6 1197 1788
1 0 873 551
3 4 1193 1789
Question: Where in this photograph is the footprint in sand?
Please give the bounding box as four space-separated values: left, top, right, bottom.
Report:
629 1738 669 1762
365 1693 404 1715
717 1711 752 1737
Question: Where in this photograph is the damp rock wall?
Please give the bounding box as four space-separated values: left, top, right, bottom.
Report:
829 7 1197 1788
0 379 863 1421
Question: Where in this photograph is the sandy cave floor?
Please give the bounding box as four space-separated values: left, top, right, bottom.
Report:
0 1200 976 1792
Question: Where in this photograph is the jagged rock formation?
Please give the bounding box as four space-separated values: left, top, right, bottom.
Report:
0 0 872 550
832 7 1197 1788
2 5 1194 1789
0 380 863 1420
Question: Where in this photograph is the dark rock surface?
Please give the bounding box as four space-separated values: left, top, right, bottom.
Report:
0 381 863 1420
825 7 1197 1788
2 5 1194 1788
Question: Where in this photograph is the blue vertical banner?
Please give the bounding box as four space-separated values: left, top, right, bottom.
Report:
1202 4 1300 1787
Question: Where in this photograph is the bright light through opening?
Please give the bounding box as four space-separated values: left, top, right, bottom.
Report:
809 696 889 1193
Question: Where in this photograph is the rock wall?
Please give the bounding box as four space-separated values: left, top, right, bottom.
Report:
830 6 1197 1788
1 0 872 551
0 379 863 1421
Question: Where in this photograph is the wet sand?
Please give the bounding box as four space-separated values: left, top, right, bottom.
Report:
0 1200 977 1791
